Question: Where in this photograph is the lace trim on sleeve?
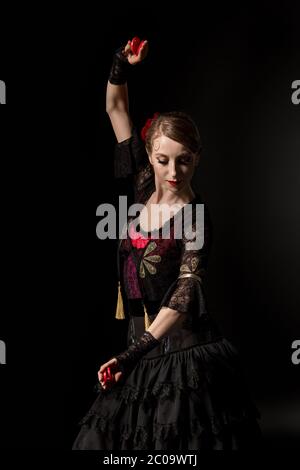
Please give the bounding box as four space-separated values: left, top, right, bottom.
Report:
114 127 155 203
163 207 211 315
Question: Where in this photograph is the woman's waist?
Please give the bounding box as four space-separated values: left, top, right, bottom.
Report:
127 308 222 357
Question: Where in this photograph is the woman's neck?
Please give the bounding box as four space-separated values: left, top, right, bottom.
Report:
150 185 195 206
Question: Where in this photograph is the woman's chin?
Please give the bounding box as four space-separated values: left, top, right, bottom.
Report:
162 182 184 192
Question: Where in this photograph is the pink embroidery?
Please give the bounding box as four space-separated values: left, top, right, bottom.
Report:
129 222 151 249
123 253 142 298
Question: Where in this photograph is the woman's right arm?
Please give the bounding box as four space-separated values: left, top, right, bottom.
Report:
106 82 131 142
106 40 148 143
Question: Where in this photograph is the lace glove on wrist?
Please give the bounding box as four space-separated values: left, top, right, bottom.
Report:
108 47 129 85
115 331 159 376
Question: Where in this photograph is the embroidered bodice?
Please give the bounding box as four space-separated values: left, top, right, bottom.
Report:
115 127 212 316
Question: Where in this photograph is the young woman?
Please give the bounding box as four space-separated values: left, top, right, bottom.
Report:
72 38 261 450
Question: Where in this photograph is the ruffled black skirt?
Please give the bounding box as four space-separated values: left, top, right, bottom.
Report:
72 338 261 450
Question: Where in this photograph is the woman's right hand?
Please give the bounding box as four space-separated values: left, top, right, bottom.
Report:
123 38 148 65
98 357 123 390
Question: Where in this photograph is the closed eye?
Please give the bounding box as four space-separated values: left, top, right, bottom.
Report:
157 159 191 165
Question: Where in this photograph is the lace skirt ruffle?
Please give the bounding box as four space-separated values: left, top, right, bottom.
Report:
72 338 261 450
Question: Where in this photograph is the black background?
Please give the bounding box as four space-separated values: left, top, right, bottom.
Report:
0 2 299 451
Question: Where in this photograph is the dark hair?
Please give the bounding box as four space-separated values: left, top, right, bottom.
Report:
145 111 202 157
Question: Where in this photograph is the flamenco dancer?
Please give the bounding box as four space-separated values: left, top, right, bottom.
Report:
73 37 261 450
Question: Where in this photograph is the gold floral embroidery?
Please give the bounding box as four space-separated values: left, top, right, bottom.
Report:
139 241 161 278
180 256 199 274
144 241 157 257
180 264 190 273
191 257 199 272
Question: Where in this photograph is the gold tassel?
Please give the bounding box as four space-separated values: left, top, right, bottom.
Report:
115 281 125 320
143 302 152 330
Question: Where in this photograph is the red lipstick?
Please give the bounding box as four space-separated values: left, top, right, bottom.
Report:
167 180 181 187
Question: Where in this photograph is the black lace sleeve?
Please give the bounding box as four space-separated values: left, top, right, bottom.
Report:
115 331 159 376
160 202 212 317
114 127 155 204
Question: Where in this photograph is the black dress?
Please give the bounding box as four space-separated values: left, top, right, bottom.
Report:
72 127 261 450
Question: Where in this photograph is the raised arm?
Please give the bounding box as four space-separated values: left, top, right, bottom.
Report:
106 39 149 143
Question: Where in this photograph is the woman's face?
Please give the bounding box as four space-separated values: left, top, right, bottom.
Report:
148 134 198 194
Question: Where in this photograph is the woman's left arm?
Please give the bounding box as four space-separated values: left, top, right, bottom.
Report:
99 204 212 387
146 306 186 340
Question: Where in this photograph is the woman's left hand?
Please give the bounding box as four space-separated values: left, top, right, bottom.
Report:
98 357 123 390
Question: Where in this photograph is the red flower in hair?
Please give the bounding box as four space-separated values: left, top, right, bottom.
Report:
141 112 160 142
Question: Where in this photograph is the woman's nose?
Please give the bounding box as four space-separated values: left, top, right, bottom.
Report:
169 163 178 178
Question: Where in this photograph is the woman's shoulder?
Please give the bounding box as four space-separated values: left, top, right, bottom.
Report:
191 193 212 220
114 125 148 178
182 193 209 220
179 193 213 250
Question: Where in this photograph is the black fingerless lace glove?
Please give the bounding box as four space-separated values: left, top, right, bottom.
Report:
108 47 129 85
115 331 160 376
